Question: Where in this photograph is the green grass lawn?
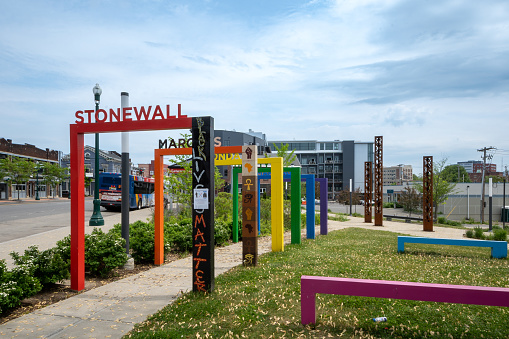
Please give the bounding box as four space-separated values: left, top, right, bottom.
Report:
126 228 509 338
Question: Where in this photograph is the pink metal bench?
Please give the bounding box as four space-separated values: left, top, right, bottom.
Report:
301 275 509 325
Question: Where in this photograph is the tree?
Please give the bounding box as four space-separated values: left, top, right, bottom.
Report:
486 175 506 183
164 133 225 218
441 164 471 183
399 186 421 216
335 188 361 205
3 157 36 200
0 157 15 198
272 143 297 200
42 163 68 198
415 158 457 217
272 143 297 166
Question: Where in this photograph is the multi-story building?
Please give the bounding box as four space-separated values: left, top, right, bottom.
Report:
267 140 374 200
458 160 496 174
60 146 123 195
214 129 270 192
0 138 60 199
383 165 413 185
457 160 481 174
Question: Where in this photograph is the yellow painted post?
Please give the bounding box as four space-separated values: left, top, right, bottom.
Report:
271 157 284 252
216 157 285 252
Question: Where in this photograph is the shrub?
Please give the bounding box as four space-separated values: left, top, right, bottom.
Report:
85 228 128 277
214 219 231 246
166 220 193 253
474 227 485 240
465 229 474 238
10 246 69 287
493 228 507 242
0 259 41 313
437 217 462 227
55 235 71 263
215 192 233 224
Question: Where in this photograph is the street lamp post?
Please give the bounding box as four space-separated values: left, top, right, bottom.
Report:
89 83 104 226
35 161 40 200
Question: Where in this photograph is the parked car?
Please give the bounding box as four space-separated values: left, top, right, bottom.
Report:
360 199 374 205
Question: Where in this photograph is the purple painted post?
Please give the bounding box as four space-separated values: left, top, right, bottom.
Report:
301 276 317 325
317 178 328 235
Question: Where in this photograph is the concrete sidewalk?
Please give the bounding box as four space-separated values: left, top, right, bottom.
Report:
0 216 485 338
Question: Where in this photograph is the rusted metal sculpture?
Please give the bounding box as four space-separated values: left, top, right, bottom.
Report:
423 156 433 232
364 161 372 223
374 136 383 226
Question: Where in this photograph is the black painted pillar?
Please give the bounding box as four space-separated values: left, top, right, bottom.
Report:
192 116 215 292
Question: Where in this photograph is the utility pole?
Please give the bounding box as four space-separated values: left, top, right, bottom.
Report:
477 146 495 223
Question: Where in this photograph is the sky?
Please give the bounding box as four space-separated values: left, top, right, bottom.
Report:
1 0 508 175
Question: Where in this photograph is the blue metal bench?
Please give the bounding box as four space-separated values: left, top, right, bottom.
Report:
398 236 507 259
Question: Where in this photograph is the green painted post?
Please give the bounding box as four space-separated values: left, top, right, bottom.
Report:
289 167 301 244
236 166 303 245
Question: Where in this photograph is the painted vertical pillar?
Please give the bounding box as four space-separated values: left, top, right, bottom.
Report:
242 145 258 265
319 178 328 235
290 167 302 244
232 168 239 243
70 125 85 291
374 136 383 226
258 175 261 235
121 92 130 254
192 117 215 292
271 157 284 251
423 156 434 232
306 175 315 239
154 151 164 265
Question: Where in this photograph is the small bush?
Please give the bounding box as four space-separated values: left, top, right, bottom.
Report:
437 217 462 227
166 220 193 253
10 246 69 287
0 260 42 313
214 220 231 247
127 221 157 263
85 228 128 277
493 228 507 242
465 229 474 238
474 227 485 240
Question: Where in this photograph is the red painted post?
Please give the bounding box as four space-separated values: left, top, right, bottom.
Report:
70 125 85 291
154 151 164 265
70 116 193 290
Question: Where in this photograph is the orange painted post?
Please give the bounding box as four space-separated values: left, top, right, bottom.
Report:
152 145 243 265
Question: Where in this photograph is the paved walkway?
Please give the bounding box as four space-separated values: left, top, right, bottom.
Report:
0 215 483 338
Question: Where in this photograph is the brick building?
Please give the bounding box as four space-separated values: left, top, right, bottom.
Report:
0 138 60 199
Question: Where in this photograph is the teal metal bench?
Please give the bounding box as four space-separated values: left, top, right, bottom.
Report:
398 236 507 259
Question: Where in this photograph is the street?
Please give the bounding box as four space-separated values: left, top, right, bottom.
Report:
0 198 119 243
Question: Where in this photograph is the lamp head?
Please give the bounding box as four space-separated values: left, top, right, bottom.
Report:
93 83 102 104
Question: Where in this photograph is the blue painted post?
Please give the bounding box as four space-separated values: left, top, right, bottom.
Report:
302 174 315 239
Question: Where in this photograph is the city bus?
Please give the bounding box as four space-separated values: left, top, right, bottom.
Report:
99 172 155 210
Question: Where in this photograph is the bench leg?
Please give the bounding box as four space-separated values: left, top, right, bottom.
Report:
492 245 508 259
397 239 405 253
301 279 316 325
